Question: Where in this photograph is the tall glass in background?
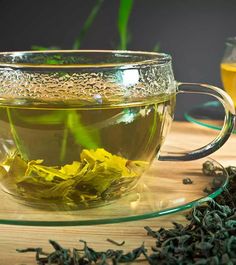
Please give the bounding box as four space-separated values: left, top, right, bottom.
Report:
221 37 236 108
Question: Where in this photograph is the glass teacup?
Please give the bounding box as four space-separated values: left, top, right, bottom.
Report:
0 50 234 210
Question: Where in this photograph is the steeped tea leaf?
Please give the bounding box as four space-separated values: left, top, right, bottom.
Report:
6 109 29 161
1 148 147 207
67 110 100 149
60 161 81 176
15 111 66 125
0 166 7 180
5 153 28 179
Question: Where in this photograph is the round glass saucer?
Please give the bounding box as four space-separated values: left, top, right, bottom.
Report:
0 157 228 226
184 101 236 134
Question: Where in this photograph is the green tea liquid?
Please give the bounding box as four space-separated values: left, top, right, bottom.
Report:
0 94 175 208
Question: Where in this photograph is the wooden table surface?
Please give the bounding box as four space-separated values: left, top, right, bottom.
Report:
0 121 235 265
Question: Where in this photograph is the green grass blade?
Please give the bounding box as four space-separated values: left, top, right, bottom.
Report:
118 0 134 50
73 0 104 49
153 42 161 52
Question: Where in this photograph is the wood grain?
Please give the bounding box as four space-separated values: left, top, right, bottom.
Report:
0 121 235 265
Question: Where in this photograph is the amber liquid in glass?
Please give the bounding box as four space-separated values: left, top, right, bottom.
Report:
221 63 236 107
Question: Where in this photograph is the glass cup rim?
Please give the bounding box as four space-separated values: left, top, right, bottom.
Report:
0 49 172 69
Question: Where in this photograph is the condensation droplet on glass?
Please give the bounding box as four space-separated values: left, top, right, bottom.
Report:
93 94 103 104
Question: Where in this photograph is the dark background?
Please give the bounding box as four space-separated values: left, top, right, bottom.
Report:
0 0 236 119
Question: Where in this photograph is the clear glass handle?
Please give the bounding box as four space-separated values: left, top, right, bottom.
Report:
159 82 236 161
